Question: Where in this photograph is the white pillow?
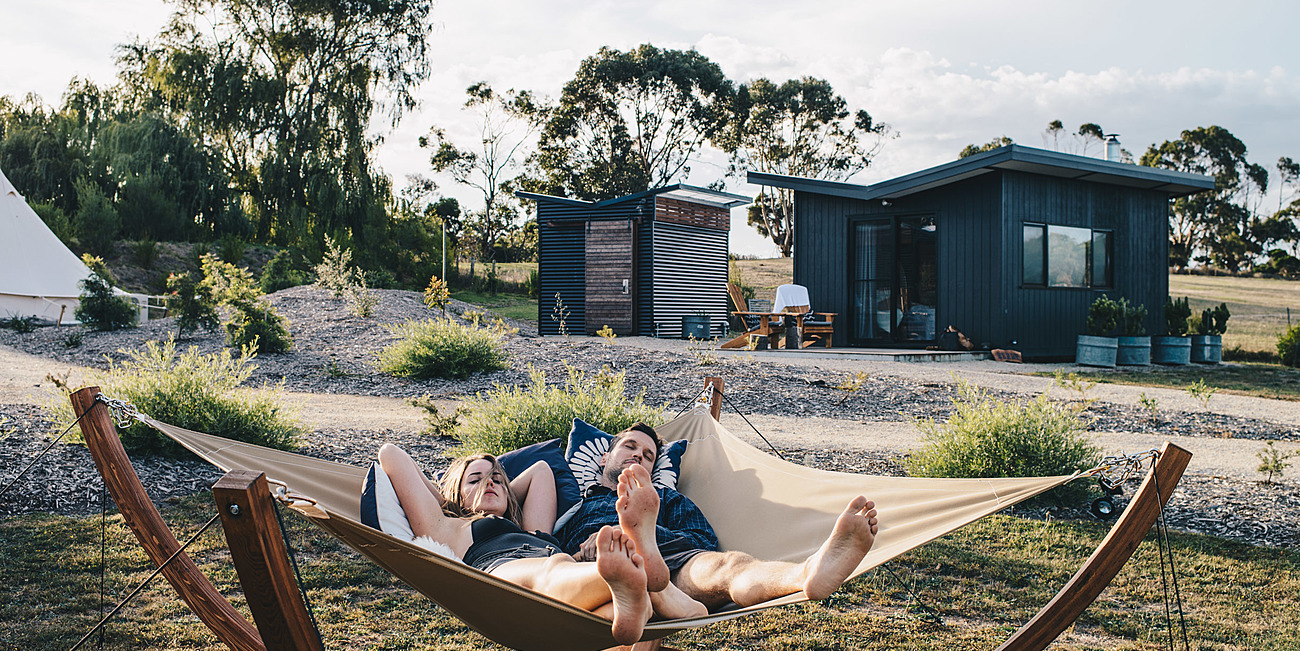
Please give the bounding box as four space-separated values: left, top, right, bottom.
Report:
361 462 460 562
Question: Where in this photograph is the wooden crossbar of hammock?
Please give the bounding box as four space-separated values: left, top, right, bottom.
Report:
68 381 1191 651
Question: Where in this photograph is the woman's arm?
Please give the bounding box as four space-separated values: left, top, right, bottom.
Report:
510 460 558 534
378 443 459 543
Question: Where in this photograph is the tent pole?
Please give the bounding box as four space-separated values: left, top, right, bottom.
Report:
214 470 324 651
69 386 266 651
997 441 1192 651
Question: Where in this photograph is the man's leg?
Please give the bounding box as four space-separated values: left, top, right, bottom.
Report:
616 464 670 591
489 527 651 645
673 496 878 608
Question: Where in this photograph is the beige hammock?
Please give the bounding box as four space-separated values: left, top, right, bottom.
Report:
139 404 1078 650
68 386 1189 651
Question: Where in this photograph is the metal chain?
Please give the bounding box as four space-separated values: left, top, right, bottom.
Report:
94 395 144 428
1088 449 1161 490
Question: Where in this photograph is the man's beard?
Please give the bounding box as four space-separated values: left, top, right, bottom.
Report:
603 464 623 487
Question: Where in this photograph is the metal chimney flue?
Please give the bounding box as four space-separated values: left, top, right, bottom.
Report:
1104 134 1122 162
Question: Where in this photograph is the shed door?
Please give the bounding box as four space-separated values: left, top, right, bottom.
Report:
584 220 634 334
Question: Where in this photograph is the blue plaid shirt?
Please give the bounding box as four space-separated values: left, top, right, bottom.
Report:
555 484 719 556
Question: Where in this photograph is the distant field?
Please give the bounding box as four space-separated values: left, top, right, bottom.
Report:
1169 274 1300 354
732 257 793 302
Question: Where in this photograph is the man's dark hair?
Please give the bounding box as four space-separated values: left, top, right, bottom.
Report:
611 422 663 460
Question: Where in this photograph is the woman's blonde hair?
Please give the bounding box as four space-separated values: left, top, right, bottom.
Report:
438 453 523 525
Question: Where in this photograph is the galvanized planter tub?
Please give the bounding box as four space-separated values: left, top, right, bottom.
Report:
682 315 712 340
1190 334 1223 364
1151 336 1191 365
1076 335 1118 368
1117 336 1151 366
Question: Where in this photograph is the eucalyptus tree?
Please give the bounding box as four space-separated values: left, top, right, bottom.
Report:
529 44 734 201
421 83 547 274
958 136 1014 158
720 77 892 257
117 0 434 252
1141 125 1270 271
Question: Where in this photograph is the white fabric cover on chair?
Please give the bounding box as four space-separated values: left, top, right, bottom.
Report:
772 284 810 313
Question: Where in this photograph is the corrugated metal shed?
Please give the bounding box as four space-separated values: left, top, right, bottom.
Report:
749 144 1215 359
518 184 749 338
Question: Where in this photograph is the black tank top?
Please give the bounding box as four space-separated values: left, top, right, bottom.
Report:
462 516 562 570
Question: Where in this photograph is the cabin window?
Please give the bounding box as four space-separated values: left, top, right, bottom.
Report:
1022 223 1112 289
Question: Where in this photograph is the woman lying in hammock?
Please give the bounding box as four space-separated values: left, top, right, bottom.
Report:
378 445 706 645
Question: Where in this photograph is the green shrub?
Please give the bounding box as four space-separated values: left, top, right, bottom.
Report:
1084 296 1120 336
44 336 302 454
1278 324 1300 368
423 275 450 312
259 250 310 293
451 365 666 456
200 253 260 307
375 319 510 380
524 269 540 299
1164 296 1191 336
314 235 354 298
166 272 220 336
1116 298 1147 337
226 299 293 354
0 315 39 333
1197 303 1230 335
75 266 137 331
907 381 1102 504
134 238 158 269
218 233 246 264
72 178 119 255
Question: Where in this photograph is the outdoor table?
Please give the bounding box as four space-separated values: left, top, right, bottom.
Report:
720 311 790 349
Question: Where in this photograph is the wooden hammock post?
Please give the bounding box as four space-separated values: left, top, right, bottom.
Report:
214 470 324 651
997 441 1193 651
704 376 723 421
69 386 267 651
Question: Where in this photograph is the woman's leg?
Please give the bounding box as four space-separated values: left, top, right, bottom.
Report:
510 460 557 533
489 527 650 645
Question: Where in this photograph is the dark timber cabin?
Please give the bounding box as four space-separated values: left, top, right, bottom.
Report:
749 144 1215 359
518 185 750 338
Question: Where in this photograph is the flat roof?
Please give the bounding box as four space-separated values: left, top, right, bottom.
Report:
748 144 1216 200
517 183 750 209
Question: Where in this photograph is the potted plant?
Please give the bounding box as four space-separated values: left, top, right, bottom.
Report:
1115 298 1150 366
1152 297 1191 365
1191 303 1229 364
681 310 712 340
1076 295 1119 368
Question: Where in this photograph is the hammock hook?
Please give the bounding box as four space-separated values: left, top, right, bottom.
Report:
1088 448 1160 491
267 478 318 507
94 394 144 428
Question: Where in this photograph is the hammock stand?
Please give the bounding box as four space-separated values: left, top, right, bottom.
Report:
68 379 1190 651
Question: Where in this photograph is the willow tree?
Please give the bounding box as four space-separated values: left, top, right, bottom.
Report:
117 0 433 254
529 44 734 201
719 77 892 257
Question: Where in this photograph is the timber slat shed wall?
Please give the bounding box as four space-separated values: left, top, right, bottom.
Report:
751 145 1214 359
520 185 748 338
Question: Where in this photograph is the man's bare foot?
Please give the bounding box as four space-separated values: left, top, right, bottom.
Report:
649 582 708 620
595 526 651 645
802 496 878 601
616 464 669 592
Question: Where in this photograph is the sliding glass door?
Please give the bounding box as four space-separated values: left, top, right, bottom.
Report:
851 216 937 345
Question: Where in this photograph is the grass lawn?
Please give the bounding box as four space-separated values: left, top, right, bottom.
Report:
1168 274 1300 355
450 289 537 323
3 495 1296 650
1036 362 1300 402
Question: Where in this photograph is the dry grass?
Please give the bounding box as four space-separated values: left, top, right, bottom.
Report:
3 495 1296 650
732 257 794 302
1168 274 1300 355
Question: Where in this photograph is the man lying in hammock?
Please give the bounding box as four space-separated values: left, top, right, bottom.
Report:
556 424 880 610
378 445 708 645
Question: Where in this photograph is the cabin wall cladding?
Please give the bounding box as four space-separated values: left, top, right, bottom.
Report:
524 185 748 338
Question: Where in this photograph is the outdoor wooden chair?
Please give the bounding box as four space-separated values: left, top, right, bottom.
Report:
773 284 836 348
722 283 784 349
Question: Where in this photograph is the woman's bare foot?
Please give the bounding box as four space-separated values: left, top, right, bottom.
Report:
616 464 670 592
649 582 708 620
595 526 651 645
802 496 878 600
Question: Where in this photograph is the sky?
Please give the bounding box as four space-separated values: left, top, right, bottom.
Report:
2 0 1297 257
